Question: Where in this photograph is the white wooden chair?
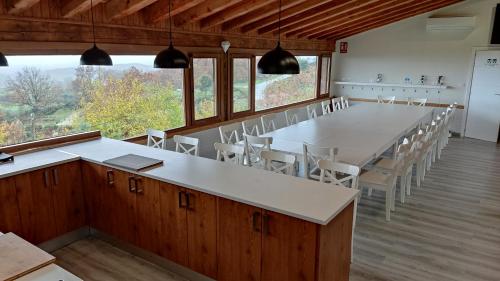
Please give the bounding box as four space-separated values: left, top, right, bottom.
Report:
146 129 167 150
243 134 273 168
261 150 296 176
359 168 398 221
321 100 332 115
306 104 318 119
173 135 200 156
341 96 350 109
260 113 277 134
219 122 241 144
331 97 342 111
214 142 245 165
242 118 261 137
319 160 360 189
284 108 301 126
303 143 337 180
413 128 433 188
408 98 427 106
377 95 396 104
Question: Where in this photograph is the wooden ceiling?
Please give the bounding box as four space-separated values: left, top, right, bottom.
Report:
0 0 463 51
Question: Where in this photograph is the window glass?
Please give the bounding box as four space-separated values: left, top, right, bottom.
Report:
255 56 317 111
232 58 251 113
320 56 331 95
193 58 217 120
0 55 185 147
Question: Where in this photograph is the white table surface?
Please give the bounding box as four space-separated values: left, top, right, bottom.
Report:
14 264 82 281
263 102 434 167
56 138 358 225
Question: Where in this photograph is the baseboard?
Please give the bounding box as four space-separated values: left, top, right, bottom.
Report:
39 227 90 252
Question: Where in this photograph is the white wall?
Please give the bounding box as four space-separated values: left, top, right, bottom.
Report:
333 0 500 133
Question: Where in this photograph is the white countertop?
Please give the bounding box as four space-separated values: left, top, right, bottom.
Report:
57 138 358 225
15 264 82 281
0 149 79 179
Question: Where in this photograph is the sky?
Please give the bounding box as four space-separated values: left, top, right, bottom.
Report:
4 55 156 69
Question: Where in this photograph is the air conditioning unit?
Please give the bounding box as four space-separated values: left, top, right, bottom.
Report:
426 17 476 32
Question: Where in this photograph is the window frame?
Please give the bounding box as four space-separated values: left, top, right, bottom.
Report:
317 54 332 98
188 53 223 127
228 54 255 119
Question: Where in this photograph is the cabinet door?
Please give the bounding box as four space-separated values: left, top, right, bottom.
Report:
186 190 218 279
159 182 188 267
15 169 58 244
135 176 161 255
217 198 261 281
81 162 107 232
51 161 86 236
108 169 137 244
261 211 317 281
0 176 22 235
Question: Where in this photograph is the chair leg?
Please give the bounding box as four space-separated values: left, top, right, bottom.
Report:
400 175 406 203
385 191 391 221
391 187 396 211
416 162 422 188
368 188 373 197
406 172 412 196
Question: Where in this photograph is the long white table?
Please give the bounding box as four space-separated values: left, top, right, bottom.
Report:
263 102 434 167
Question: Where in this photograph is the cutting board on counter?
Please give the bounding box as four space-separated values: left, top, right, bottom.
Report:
103 154 164 172
0 233 55 281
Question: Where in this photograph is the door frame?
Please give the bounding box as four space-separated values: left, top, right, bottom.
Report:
463 47 500 137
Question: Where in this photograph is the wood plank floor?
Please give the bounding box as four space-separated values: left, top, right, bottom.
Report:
53 138 500 281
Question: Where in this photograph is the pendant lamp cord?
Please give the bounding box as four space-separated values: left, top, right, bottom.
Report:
90 0 96 46
278 0 282 44
168 0 173 45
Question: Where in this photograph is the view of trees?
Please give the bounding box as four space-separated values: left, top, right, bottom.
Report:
233 58 251 113
193 58 217 120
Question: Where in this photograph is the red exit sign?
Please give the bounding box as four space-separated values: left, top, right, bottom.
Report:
339 42 348 53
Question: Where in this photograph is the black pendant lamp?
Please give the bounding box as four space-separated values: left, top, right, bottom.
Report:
154 0 189 68
258 0 299 74
80 0 112 66
0 52 7 67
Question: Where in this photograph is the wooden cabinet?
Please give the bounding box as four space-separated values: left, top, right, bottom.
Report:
15 161 85 244
134 176 161 255
0 176 22 235
81 162 112 234
217 198 262 281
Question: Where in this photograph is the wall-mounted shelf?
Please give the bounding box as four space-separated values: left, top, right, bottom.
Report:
334 81 449 90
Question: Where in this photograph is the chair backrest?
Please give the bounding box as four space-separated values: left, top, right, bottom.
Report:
242 118 261 136
214 142 245 165
321 100 332 115
318 159 360 189
260 113 277 134
303 142 337 180
306 104 318 119
261 150 296 176
341 96 349 108
174 135 200 156
243 134 273 167
219 122 241 144
408 98 427 106
331 97 342 111
147 129 167 149
378 95 396 104
284 108 301 126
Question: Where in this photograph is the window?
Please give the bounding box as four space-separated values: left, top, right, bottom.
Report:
193 57 218 121
255 56 318 111
0 55 185 147
231 57 252 114
319 55 331 96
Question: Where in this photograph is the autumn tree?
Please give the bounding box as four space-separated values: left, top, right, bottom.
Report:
7 67 60 140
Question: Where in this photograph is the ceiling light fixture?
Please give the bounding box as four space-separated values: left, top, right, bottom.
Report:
0 52 7 67
80 0 112 66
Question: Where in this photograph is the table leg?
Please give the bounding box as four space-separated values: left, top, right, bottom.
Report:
392 141 398 159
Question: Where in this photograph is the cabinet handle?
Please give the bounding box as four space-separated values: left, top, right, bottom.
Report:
135 177 143 194
263 214 270 236
252 212 261 232
52 168 59 186
106 170 114 185
186 193 194 211
128 176 136 193
178 191 186 208
43 170 50 188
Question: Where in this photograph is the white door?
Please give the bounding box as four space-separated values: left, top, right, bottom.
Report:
465 50 500 142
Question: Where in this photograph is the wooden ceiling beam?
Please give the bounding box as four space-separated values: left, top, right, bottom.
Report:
320 0 463 40
173 0 245 27
277 0 380 37
200 0 275 30
105 0 158 20
6 0 40 14
141 0 205 24
240 0 336 34
221 0 307 31
61 0 106 18
292 0 415 38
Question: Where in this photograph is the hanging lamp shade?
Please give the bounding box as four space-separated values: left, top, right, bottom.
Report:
154 43 189 68
80 44 112 66
258 42 299 74
0 52 8 67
